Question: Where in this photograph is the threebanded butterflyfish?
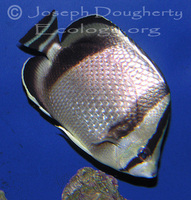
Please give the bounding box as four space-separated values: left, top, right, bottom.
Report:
19 10 171 178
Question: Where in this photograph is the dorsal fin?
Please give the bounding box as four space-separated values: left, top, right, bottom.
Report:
19 10 60 56
60 15 122 48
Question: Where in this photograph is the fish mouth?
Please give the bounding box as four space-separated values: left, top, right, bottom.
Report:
151 170 157 177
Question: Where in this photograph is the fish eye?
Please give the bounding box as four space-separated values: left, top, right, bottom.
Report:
138 147 151 161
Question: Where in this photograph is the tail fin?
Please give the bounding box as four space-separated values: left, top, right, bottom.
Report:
19 10 60 56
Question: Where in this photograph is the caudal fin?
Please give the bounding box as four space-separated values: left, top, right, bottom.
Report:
19 10 60 55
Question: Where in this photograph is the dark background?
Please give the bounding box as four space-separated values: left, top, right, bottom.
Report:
1 0 191 199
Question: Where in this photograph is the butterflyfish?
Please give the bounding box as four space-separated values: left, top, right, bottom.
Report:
19 10 171 178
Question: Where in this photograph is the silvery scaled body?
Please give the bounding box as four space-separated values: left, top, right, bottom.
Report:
19 10 171 178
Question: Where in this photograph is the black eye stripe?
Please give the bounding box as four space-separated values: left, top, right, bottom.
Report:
145 102 171 155
120 157 143 172
120 101 171 172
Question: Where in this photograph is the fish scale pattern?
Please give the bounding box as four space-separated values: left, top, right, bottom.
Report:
47 42 164 148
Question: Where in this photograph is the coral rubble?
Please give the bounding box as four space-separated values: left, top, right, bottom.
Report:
62 167 127 200
0 190 7 200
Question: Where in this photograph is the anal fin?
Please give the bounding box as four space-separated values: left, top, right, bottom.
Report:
22 56 51 117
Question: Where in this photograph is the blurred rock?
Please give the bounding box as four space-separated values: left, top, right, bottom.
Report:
62 167 127 200
0 190 7 200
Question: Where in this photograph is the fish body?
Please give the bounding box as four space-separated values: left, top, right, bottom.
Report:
19 10 170 178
